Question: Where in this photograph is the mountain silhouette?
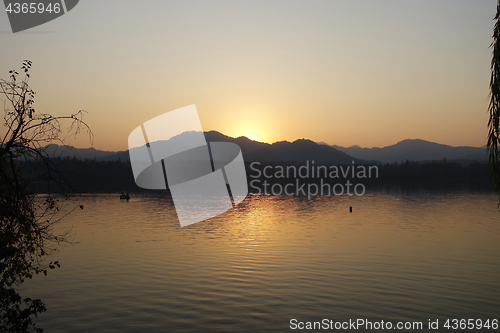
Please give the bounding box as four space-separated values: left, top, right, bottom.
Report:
42 144 117 160
107 131 271 161
325 139 487 163
119 131 355 164
244 139 356 164
204 131 270 156
42 134 487 164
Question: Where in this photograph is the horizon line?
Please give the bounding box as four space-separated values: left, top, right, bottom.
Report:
45 130 487 153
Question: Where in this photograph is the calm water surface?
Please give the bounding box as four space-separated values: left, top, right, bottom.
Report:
23 191 500 332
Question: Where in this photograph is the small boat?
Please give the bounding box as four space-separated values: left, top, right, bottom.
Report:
120 192 130 200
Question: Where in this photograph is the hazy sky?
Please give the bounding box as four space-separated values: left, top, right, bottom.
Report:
0 0 497 151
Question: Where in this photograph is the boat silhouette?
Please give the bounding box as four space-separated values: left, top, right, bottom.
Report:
120 192 130 200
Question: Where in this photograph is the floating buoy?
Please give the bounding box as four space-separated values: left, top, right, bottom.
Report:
349 206 352 213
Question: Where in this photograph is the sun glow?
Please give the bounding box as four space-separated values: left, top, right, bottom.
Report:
245 133 258 141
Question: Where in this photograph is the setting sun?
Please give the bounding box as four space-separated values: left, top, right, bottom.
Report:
245 134 258 141
1 1 498 332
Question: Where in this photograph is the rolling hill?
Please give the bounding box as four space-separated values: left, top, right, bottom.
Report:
324 139 487 164
41 134 487 165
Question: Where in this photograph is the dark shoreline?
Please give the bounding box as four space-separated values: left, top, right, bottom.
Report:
22 158 493 194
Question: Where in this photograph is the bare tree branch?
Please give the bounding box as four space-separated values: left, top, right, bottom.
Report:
0 60 91 332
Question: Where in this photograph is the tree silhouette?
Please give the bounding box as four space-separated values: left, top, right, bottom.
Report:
0 61 91 332
489 1 500 206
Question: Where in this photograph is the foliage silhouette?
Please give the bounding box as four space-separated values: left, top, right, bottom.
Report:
489 1 500 206
0 61 91 332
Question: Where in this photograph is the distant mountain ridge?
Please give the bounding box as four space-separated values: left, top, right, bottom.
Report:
42 133 487 164
243 138 355 164
322 139 487 164
105 131 356 164
42 144 117 160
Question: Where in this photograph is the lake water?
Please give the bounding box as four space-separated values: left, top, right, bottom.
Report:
22 190 500 332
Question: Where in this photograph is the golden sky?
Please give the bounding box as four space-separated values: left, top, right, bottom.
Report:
0 0 496 151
